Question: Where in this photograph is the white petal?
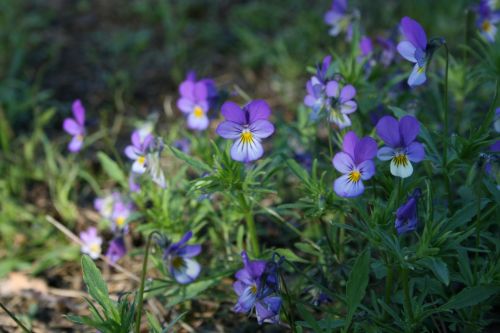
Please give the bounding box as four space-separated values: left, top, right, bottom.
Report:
390 159 413 178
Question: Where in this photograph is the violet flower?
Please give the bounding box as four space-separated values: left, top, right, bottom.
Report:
325 81 357 129
106 237 127 263
397 17 429 87
333 131 377 197
163 231 201 284
304 56 332 120
360 36 374 58
324 0 350 37
63 100 86 153
125 130 154 174
233 251 282 325
145 137 166 189
111 200 134 232
216 100 275 163
395 189 421 235
376 115 425 178
177 72 217 131
475 0 500 43
376 36 397 67
94 192 121 220
494 107 500 133
80 227 102 259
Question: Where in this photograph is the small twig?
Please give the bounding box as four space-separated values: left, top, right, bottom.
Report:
46 215 140 282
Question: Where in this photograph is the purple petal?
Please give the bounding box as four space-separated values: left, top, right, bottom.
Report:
177 98 195 114
250 120 274 139
340 100 357 114
230 137 264 162
247 100 271 123
304 95 316 107
377 146 395 161
358 160 375 180
341 131 359 158
256 296 281 325
179 81 195 99
124 145 140 160
354 137 377 163
68 135 83 152
177 244 201 258
72 100 85 125
326 81 339 98
397 41 417 63
406 142 425 162
332 152 355 173
171 258 200 284
408 63 427 87
216 121 243 139
360 36 373 56
221 101 246 124
63 118 82 135
339 85 356 102
376 116 401 147
400 16 427 50
399 115 420 146
131 131 141 148
176 231 193 248
334 174 365 198
233 280 246 296
194 82 208 101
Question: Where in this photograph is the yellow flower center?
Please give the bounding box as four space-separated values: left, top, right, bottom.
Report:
172 256 185 269
482 20 492 32
89 243 100 255
77 134 84 141
116 216 126 227
417 66 425 73
193 106 204 118
348 170 361 183
393 153 409 167
250 284 258 294
241 130 253 144
137 156 146 165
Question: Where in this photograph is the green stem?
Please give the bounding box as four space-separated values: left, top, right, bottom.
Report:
245 210 260 257
327 123 334 160
280 272 297 333
0 302 31 333
442 43 451 213
385 263 394 306
402 267 414 323
134 232 157 333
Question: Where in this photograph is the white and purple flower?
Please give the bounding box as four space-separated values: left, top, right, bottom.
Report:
79 227 103 260
333 131 377 198
304 56 332 120
325 81 357 129
216 100 275 163
376 115 425 178
63 100 86 153
397 17 429 87
125 131 154 175
324 0 353 38
94 192 121 220
164 231 201 284
475 0 500 43
110 200 134 232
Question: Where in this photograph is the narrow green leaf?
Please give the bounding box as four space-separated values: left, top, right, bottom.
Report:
274 248 308 263
286 158 311 186
418 257 450 286
168 145 212 172
344 249 370 332
297 304 323 333
97 152 126 186
440 286 500 311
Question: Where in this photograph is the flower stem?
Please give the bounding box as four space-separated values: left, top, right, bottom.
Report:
327 123 334 160
134 232 156 333
245 210 260 257
402 267 414 323
442 42 451 213
384 263 394 306
0 301 31 333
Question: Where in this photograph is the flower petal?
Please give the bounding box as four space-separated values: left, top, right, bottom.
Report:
177 98 195 113
131 131 141 148
332 152 355 173
250 120 274 139
342 131 358 158
132 158 147 174
256 296 282 325
72 100 85 125
194 82 208 101
326 81 339 98
63 119 82 135
125 145 140 160
177 244 201 258
390 159 413 178
396 41 417 62
377 146 395 161
179 81 195 99
171 258 200 284
376 116 401 147
358 160 375 180
399 115 420 146
340 100 357 114
247 100 271 123
400 16 427 50
68 135 83 152
406 142 425 162
339 85 356 102
408 63 427 87
354 137 377 163
216 121 243 139
221 101 246 124
334 174 365 198
230 137 264 162
187 112 209 131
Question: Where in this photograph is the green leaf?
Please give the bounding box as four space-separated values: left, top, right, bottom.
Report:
166 278 220 307
343 249 370 332
440 286 500 311
418 257 450 286
286 158 311 186
297 304 324 333
97 152 126 186
274 248 308 263
168 145 212 173
162 311 188 333
146 312 162 333
388 105 408 118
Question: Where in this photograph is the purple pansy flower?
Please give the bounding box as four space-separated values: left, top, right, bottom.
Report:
233 251 282 325
177 72 217 131
475 0 500 43
216 100 275 163
63 100 86 153
80 227 102 259
125 131 154 174
395 189 421 235
360 36 374 57
485 140 500 176
333 131 377 197
173 138 191 154
325 81 357 129
106 237 127 263
164 231 201 284
397 17 429 87
376 36 397 67
376 115 425 178
494 107 500 133
94 192 121 220
304 56 332 120
111 199 134 232
324 0 351 37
